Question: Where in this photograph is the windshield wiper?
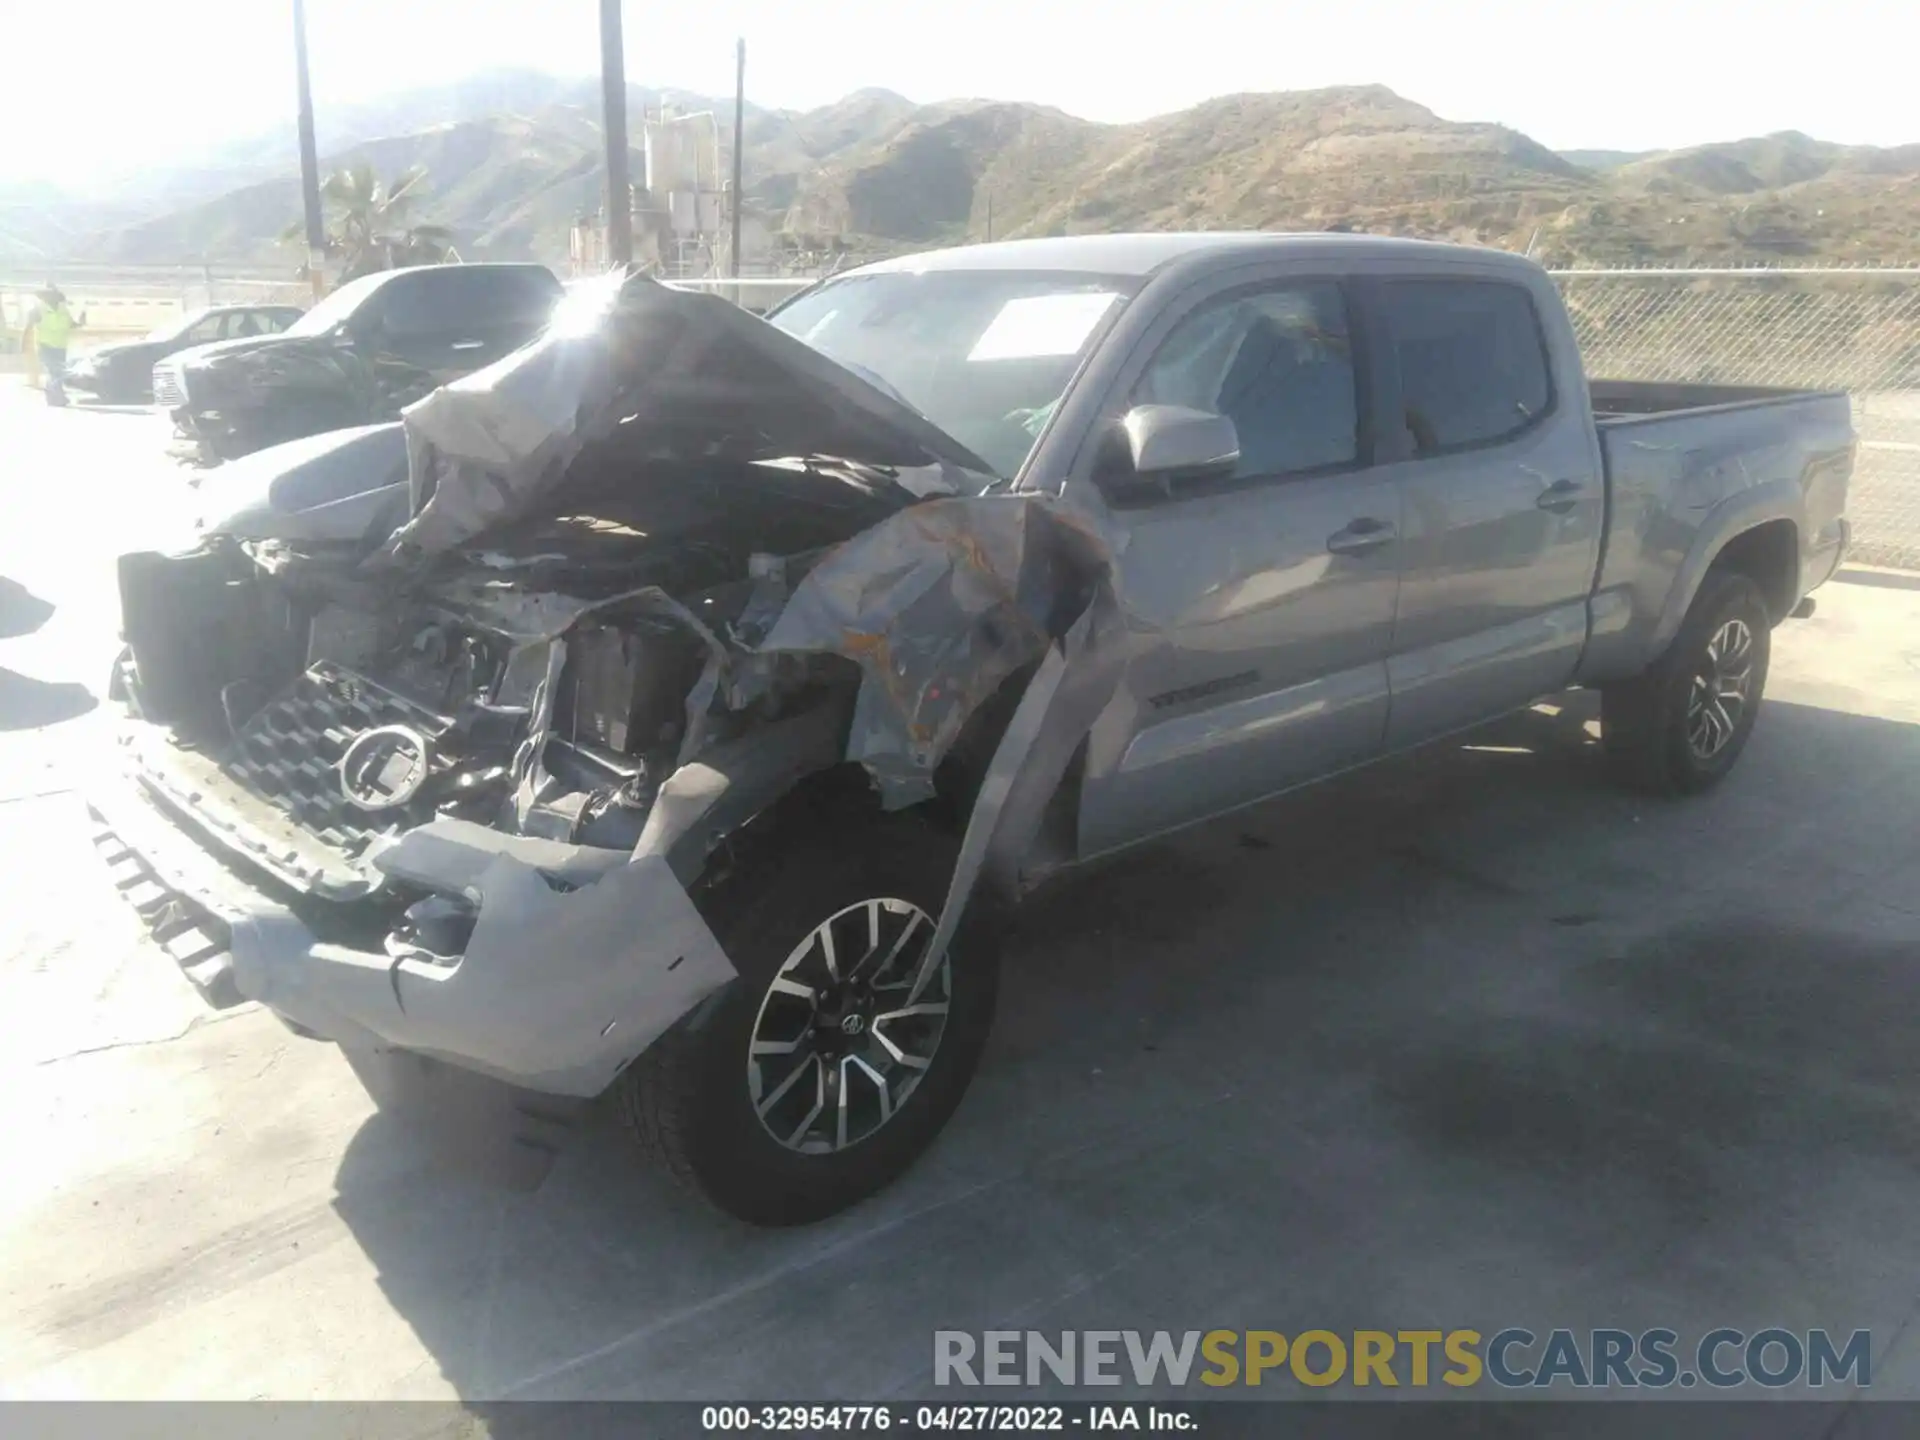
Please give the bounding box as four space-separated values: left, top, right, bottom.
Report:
793 453 898 481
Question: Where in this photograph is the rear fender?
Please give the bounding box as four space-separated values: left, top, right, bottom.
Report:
1646 483 1801 660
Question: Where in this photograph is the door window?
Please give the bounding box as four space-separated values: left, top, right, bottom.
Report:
1381 281 1552 456
1133 282 1359 480
380 268 560 340
183 314 224 344
374 275 455 340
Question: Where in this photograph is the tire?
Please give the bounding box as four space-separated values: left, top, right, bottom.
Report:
617 801 998 1225
1602 570 1772 796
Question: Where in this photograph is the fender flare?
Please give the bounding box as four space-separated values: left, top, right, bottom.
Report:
1645 482 1802 661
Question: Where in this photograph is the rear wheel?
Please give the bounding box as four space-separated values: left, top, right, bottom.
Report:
1602 570 1772 795
617 803 997 1225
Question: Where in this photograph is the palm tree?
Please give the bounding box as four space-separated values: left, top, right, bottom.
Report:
282 162 458 281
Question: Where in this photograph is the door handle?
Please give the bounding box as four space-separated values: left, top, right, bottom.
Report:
1326 517 1396 556
1535 478 1586 514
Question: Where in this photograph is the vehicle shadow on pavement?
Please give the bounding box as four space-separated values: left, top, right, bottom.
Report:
0 575 95 728
0 575 55 639
323 693 1920 1405
0 668 96 730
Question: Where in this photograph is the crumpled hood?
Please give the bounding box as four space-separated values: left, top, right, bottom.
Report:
380 272 997 558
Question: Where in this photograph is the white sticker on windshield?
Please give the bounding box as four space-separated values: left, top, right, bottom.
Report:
967 292 1119 362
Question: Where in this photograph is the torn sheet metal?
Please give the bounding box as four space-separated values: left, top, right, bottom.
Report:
383 273 632 558
632 698 853 885
911 585 1127 1000
377 270 993 561
442 487 1123 827
755 495 1116 808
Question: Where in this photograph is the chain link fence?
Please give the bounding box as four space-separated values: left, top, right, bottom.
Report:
8 262 1916 569
1552 268 1920 571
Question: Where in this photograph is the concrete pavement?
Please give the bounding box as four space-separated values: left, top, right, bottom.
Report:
2 383 1919 1417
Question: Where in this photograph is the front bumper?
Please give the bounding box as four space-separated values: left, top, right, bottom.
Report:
88 753 736 1099
152 364 189 411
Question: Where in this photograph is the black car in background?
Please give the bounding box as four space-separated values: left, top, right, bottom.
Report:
154 263 563 463
61 304 306 404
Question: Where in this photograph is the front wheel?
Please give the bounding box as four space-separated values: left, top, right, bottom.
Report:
617 804 997 1225
1602 570 1772 795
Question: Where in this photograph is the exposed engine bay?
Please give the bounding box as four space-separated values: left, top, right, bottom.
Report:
116 446 907 925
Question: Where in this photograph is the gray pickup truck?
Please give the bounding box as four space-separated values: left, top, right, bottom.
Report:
94 234 1852 1224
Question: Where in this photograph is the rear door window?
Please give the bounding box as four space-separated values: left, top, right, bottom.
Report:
1381 280 1552 456
376 274 461 339
381 268 560 339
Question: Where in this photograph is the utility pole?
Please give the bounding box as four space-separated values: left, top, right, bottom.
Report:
293 0 326 299
599 0 633 267
729 38 745 282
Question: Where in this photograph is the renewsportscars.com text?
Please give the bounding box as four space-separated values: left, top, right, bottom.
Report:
933 1328 1872 1390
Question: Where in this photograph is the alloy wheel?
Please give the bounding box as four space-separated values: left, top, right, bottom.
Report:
1686 617 1755 761
746 897 951 1154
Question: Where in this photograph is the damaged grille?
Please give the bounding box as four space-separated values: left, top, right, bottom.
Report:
222 664 456 856
88 807 240 1008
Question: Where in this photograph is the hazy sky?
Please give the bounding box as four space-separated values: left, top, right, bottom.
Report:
3 0 1912 187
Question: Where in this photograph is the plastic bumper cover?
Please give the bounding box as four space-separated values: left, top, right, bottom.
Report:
86 766 736 1099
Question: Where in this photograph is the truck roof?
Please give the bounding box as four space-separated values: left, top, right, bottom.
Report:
845 231 1537 280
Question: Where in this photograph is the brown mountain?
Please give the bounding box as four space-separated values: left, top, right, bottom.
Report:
1616 131 1920 193
56 83 1920 271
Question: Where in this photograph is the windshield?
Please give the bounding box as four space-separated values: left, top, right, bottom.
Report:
769 270 1133 478
283 272 389 337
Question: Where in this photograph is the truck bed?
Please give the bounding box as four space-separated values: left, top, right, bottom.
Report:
1579 378 1854 685
1589 378 1847 421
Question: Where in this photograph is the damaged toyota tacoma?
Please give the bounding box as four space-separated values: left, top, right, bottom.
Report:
94 235 1853 1224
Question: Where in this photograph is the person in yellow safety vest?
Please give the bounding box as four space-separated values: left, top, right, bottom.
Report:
34 286 85 407
17 301 40 390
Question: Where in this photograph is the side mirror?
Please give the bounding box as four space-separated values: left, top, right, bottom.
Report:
1094 405 1240 500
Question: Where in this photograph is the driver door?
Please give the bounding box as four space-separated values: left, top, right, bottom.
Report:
1075 273 1405 857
